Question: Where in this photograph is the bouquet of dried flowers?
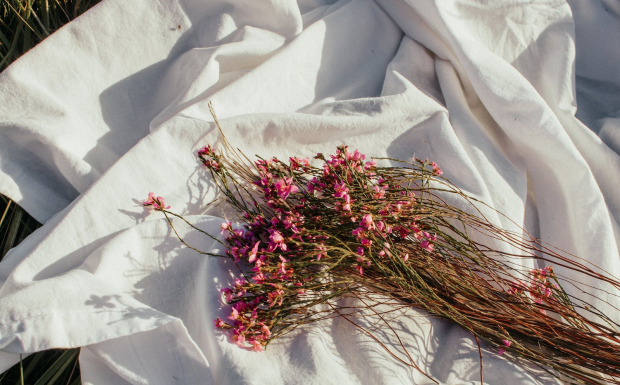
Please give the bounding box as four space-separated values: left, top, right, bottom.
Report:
143 107 620 384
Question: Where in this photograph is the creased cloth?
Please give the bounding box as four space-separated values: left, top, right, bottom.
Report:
0 0 619 384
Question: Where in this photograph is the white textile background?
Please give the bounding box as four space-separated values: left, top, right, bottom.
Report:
0 0 619 383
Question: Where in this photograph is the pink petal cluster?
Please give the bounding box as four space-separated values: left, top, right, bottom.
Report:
192 144 444 352
143 192 171 211
507 266 559 315
198 145 220 171
497 339 512 355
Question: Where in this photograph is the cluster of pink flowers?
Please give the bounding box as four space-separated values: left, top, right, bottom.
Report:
143 192 170 210
507 266 559 315
198 145 220 171
189 145 445 351
497 339 512 355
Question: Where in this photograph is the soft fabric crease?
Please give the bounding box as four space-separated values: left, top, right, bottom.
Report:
0 0 619 383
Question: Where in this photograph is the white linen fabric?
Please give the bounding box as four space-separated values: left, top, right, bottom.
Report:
0 0 619 383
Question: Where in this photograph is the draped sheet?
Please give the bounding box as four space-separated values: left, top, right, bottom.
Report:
0 0 619 383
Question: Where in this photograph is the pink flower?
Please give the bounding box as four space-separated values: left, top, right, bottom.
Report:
143 192 171 210
507 282 526 295
213 318 226 328
233 328 246 346
228 307 239 320
197 145 214 157
295 283 306 295
397 226 409 238
221 288 233 303
142 192 156 206
351 149 365 161
278 255 289 274
403 253 409 262
248 241 260 263
274 178 299 199
269 230 287 251
352 227 365 238
267 289 285 307
202 159 220 171
270 232 283 244
341 193 352 211
220 221 231 234
421 231 436 241
333 182 349 198
289 157 309 170
261 324 271 337
364 160 377 170
420 240 434 252
357 265 364 275
361 238 373 247
373 186 385 199
498 340 512 355
282 216 294 229
316 244 327 260
251 340 264 352
229 247 241 262
253 272 266 283
376 221 385 233
360 214 375 230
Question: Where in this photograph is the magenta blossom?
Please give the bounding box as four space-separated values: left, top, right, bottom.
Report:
269 230 287 251
261 324 271 337
420 240 434 252
213 318 226 328
364 159 377 169
248 241 260 263
228 306 239 320
360 214 375 230
197 145 214 157
274 178 299 199
333 182 349 198
143 192 170 210
220 221 232 234
251 340 264 352
498 340 512 355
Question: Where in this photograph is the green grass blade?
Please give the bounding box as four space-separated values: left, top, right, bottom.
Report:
29 8 51 37
43 0 50 30
68 374 81 385
0 199 11 226
0 29 11 47
1 203 22 258
20 354 24 385
32 349 79 385
22 348 44 379
4 1 43 41
51 0 70 21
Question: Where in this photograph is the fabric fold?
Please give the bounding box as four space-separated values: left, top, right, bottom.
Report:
0 0 619 383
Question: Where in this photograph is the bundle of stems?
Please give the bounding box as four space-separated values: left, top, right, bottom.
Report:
145 110 620 384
